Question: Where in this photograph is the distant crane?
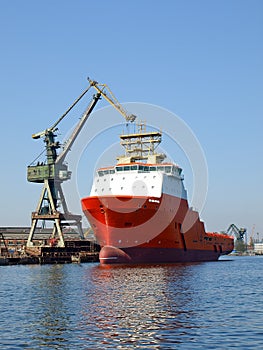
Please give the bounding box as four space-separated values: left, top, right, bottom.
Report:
226 224 248 252
26 78 136 248
226 224 247 241
249 224 255 247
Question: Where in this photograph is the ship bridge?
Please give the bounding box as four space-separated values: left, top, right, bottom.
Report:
97 164 183 178
90 123 187 200
91 162 187 200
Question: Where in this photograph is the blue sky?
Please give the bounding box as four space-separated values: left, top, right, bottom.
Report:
0 0 262 239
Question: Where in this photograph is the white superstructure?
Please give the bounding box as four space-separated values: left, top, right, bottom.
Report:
254 243 263 255
90 163 187 200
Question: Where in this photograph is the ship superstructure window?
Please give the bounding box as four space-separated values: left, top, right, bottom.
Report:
115 165 139 172
112 164 182 175
157 165 171 173
98 169 115 176
138 165 149 172
155 165 182 176
172 165 182 176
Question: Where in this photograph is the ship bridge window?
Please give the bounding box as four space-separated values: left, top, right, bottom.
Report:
138 165 150 172
131 165 138 170
115 166 138 172
98 169 115 176
156 165 173 174
171 166 182 176
150 166 157 171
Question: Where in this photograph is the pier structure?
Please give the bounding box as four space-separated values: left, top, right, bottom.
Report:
0 227 100 265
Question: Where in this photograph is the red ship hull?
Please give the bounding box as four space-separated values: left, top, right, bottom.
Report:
81 194 234 264
99 245 224 264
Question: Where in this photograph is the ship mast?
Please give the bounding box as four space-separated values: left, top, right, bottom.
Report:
117 121 166 164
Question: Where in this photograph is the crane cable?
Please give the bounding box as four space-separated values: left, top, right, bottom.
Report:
28 148 46 166
50 85 92 132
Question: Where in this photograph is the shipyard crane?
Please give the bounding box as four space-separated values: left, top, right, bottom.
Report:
27 78 136 248
249 224 255 247
226 224 247 241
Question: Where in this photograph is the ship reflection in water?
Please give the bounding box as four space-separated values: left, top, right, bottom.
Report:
82 263 199 348
1 257 263 349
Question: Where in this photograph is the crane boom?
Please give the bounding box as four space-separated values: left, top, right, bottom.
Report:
88 78 136 123
32 78 136 141
28 77 137 183
55 93 101 165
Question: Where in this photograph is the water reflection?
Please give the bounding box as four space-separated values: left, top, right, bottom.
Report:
81 263 201 348
28 265 72 348
2 258 263 348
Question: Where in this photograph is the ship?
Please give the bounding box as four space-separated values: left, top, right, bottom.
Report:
81 122 234 264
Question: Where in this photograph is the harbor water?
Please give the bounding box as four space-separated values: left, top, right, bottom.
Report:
1 255 263 349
